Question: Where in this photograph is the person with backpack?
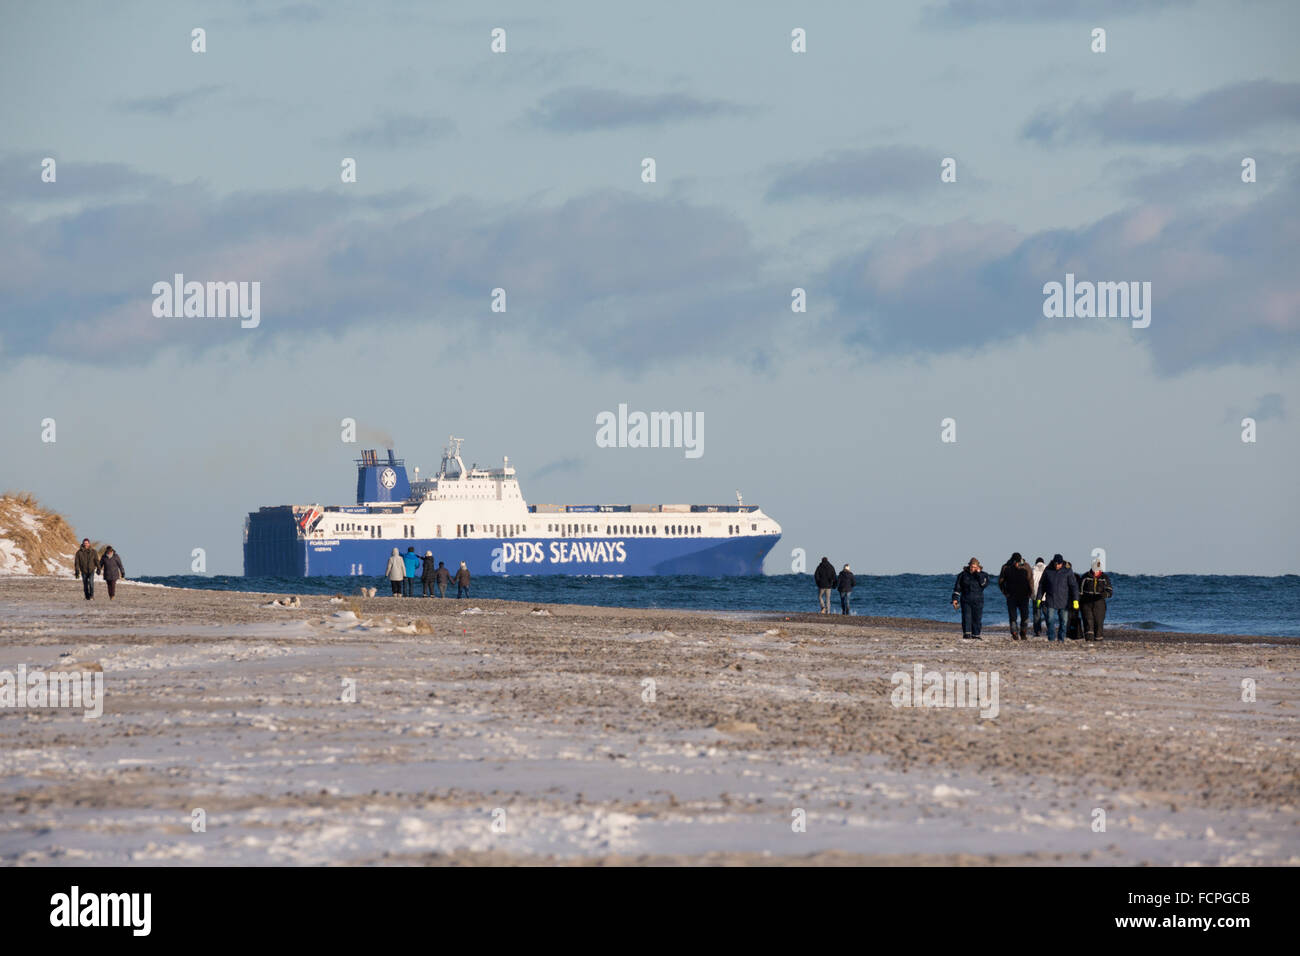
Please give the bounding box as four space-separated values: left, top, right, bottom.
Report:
951 557 989 640
997 552 1033 640
835 564 856 615
1078 559 1114 640
813 557 837 613
1035 554 1079 643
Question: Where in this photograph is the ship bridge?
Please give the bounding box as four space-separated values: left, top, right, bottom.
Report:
407 437 526 505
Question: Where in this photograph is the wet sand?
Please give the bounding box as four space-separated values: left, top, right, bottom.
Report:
0 577 1296 865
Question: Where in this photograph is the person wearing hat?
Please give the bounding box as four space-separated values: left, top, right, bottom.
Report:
420 550 437 597
454 561 471 599
997 552 1033 640
835 563 856 615
1078 558 1114 640
1035 554 1079 642
951 557 989 639
73 538 100 600
385 547 405 596
98 545 126 600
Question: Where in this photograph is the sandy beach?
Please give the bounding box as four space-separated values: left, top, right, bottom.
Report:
0 576 1296 866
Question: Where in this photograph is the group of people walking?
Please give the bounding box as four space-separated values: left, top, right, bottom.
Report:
810 550 1115 642
384 547 471 598
813 557 856 615
952 553 1114 642
72 538 126 600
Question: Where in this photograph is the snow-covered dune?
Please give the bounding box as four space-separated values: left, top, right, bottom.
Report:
0 493 78 576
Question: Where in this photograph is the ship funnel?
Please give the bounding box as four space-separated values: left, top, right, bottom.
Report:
355 448 411 504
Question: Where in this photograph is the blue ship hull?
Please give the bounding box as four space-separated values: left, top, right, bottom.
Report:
249 534 778 578
245 507 778 577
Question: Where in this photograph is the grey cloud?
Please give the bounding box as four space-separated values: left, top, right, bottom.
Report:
0 152 162 202
924 0 1191 25
245 3 325 24
342 113 456 149
1224 392 1285 424
528 86 748 131
824 179 1300 373
1255 393 1286 420
766 146 947 202
118 85 223 117
531 457 583 480
0 179 770 371
1023 81 1300 145
1117 152 1298 201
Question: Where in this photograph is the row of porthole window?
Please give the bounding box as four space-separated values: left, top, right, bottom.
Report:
335 522 383 538
542 523 705 536
456 524 528 537
328 521 742 539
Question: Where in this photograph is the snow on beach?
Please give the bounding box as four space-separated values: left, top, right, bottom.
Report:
0 576 1296 866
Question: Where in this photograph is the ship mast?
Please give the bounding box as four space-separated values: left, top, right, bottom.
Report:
440 436 466 479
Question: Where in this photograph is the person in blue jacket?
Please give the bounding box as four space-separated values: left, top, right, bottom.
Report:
951 557 989 640
402 546 421 597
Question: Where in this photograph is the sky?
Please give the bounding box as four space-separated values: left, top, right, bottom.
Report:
1 0 1297 575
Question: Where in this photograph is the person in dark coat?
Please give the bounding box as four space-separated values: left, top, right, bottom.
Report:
997 552 1033 640
434 561 451 598
98 546 125 600
1067 563 1084 639
454 561 471 598
1035 554 1079 643
73 538 100 600
813 557 837 614
420 550 436 597
951 557 989 639
835 564 856 615
1078 559 1114 640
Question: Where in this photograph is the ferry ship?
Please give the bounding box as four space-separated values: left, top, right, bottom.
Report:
244 438 782 577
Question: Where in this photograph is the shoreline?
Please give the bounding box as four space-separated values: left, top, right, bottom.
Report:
1 575 1296 865
9 574 1288 644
